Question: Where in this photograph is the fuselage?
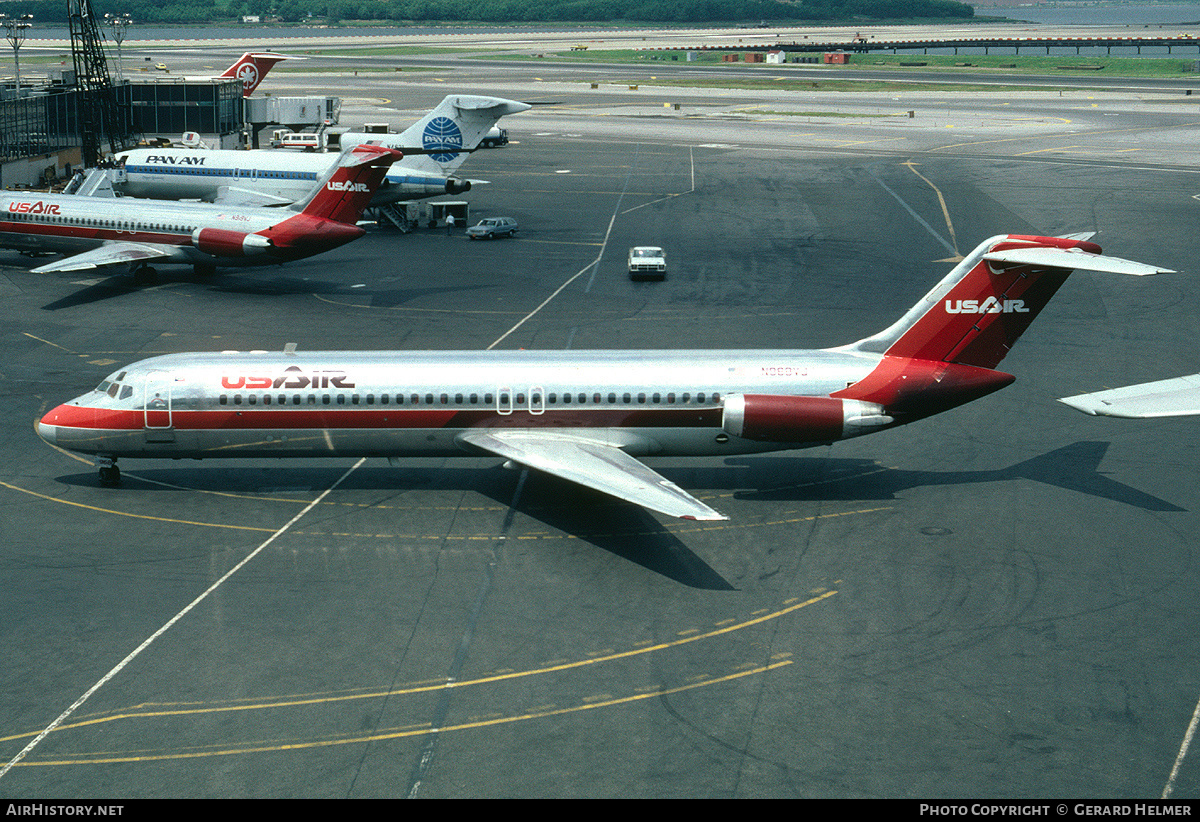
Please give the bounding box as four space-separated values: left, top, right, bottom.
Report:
116 149 462 206
38 349 891 461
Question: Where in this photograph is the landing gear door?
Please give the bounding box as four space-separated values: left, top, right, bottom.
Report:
143 369 175 439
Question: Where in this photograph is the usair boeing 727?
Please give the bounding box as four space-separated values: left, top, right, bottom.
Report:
0 144 402 281
38 234 1171 521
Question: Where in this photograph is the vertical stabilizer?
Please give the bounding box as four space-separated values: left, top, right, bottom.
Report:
290 144 403 224
339 95 531 175
218 52 292 97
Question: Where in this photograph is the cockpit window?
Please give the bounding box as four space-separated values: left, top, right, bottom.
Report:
119 385 133 400
96 380 111 394
107 383 120 398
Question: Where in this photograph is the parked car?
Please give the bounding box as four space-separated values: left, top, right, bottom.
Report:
467 216 518 240
628 246 667 279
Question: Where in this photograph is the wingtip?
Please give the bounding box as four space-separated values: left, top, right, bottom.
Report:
1058 396 1099 416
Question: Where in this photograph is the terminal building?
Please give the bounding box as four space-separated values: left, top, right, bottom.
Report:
0 68 337 188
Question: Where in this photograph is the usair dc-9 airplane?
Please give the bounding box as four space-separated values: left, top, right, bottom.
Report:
0 144 402 281
112 95 531 208
38 234 1171 521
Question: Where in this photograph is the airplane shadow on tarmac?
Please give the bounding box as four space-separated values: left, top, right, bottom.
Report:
48 441 1180 590
40 270 481 311
725 440 1183 513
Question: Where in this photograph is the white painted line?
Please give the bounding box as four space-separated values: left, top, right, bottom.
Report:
0 457 367 780
1162 692 1200 798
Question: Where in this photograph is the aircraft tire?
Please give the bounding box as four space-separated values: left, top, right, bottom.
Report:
98 465 121 487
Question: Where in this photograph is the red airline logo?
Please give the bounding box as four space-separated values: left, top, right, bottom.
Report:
8 201 61 215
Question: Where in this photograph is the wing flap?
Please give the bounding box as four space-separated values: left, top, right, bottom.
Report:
30 243 174 273
456 430 727 521
1060 373 1200 418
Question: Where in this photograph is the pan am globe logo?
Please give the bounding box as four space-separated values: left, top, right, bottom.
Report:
423 116 463 164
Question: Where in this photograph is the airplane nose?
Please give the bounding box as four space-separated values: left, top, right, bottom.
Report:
37 408 60 445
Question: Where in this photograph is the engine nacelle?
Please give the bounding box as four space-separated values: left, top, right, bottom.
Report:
191 227 273 257
445 178 471 195
722 394 893 443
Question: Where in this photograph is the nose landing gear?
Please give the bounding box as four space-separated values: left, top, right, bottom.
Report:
97 456 121 487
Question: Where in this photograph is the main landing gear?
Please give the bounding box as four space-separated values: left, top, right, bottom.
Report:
131 264 157 285
97 456 120 487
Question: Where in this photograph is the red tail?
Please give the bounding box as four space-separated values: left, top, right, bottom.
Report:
253 145 403 258
835 234 1167 423
295 144 403 225
219 52 289 97
848 235 1104 371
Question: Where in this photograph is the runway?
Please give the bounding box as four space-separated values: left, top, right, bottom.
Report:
2 43 1200 798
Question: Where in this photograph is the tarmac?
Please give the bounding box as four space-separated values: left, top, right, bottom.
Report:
2 41 1200 798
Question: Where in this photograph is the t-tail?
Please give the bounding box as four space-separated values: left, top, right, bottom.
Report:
218 52 292 97
342 95 531 176
253 144 403 257
832 234 1173 424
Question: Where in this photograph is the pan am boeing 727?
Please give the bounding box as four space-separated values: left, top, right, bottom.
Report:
38 234 1171 520
113 95 530 209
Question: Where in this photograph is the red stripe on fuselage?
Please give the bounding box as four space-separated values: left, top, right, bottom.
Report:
42 404 724 432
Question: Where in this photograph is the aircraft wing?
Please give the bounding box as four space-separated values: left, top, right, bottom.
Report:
29 243 174 274
1060 374 1200 418
455 429 728 521
214 186 294 208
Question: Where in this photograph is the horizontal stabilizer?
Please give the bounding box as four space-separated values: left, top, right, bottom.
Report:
31 243 172 273
1060 373 1200 418
984 246 1174 276
456 430 728 521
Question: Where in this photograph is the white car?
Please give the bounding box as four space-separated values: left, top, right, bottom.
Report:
628 246 666 280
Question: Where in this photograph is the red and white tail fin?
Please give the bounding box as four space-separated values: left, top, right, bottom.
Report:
844 234 1171 370
832 234 1171 422
291 144 404 225
218 52 291 97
